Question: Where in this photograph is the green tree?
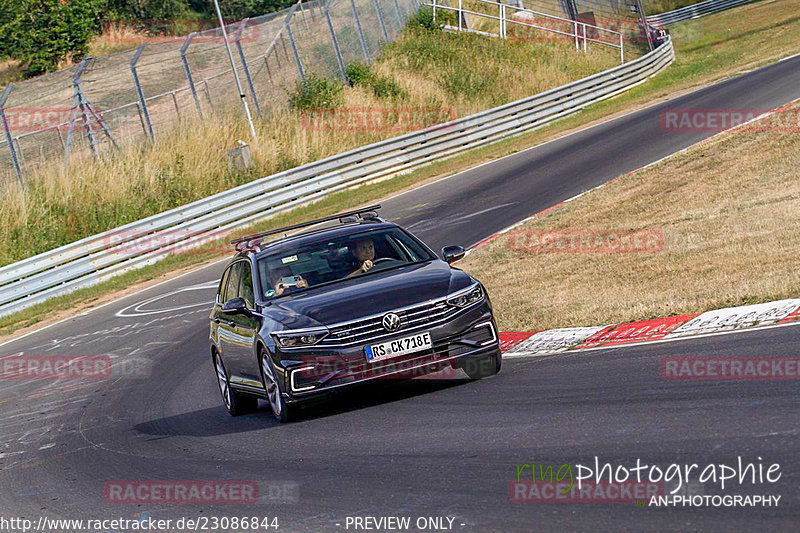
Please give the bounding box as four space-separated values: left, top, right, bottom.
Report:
0 0 105 77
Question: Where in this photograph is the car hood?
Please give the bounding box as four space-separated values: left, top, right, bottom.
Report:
267 260 473 328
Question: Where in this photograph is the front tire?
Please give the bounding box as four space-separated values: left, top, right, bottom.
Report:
214 352 257 416
463 351 502 379
261 351 295 423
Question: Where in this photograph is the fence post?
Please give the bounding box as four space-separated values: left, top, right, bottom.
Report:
285 21 306 82
130 45 155 143
432 0 437 24
349 0 371 64
64 57 90 163
574 21 579 50
392 0 404 27
635 0 654 51
234 19 262 118
373 0 389 41
0 84 23 186
620 33 624 63
180 33 204 119
458 0 463 31
500 3 505 38
324 3 348 81
582 23 587 52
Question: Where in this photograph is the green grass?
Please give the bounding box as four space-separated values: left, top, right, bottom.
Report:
2 0 798 335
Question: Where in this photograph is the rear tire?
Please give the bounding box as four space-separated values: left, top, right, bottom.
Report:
463 351 501 379
214 352 257 416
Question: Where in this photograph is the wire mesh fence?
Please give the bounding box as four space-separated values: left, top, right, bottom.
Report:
0 0 654 186
0 0 420 185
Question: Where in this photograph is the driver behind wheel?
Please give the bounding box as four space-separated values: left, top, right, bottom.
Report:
348 238 376 277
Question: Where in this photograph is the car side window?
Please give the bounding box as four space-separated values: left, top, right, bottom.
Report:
225 262 243 303
218 266 233 304
239 262 255 309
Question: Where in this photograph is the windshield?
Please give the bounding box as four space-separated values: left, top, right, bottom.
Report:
256 227 436 300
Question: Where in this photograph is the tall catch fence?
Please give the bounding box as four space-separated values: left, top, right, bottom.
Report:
0 0 418 185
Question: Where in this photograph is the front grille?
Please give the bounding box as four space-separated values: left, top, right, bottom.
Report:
290 324 498 393
319 299 460 346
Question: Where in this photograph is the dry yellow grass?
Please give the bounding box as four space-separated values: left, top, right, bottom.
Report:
460 103 800 331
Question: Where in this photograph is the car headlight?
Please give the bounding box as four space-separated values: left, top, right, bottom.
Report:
446 283 485 308
272 329 329 348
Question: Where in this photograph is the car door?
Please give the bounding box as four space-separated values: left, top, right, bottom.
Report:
211 264 233 349
230 260 262 388
218 260 261 389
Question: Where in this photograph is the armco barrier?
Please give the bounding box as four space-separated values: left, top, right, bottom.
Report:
646 0 756 27
0 36 674 318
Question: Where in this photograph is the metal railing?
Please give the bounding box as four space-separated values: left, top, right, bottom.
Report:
0 35 674 319
429 0 626 63
646 0 757 27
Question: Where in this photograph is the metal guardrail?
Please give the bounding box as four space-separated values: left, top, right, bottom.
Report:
646 0 756 27
0 35 674 318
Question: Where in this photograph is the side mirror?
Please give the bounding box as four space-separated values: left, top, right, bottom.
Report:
442 245 466 264
221 297 248 314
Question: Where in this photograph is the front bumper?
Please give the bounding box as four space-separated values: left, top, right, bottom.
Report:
278 302 500 401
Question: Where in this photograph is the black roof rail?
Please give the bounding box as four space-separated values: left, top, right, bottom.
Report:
231 204 383 250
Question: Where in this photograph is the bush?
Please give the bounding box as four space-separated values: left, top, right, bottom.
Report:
345 62 406 99
287 74 344 111
407 6 441 31
0 0 105 77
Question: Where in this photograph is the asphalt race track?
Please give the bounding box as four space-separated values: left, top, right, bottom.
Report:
1 55 800 532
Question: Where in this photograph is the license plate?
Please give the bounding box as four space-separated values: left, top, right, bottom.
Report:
365 332 432 362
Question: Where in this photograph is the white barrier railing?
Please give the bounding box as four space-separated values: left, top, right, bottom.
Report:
430 0 625 63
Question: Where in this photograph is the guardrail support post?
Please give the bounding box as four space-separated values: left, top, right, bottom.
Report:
324 4 348 81
373 0 389 41
234 19 262 118
349 0 371 64
0 84 23 186
130 45 155 143
180 33 204 119
458 0 463 31
620 33 624 63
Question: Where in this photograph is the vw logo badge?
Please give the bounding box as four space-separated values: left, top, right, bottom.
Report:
382 313 402 332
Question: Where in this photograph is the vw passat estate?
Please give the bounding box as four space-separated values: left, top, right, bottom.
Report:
209 205 501 422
